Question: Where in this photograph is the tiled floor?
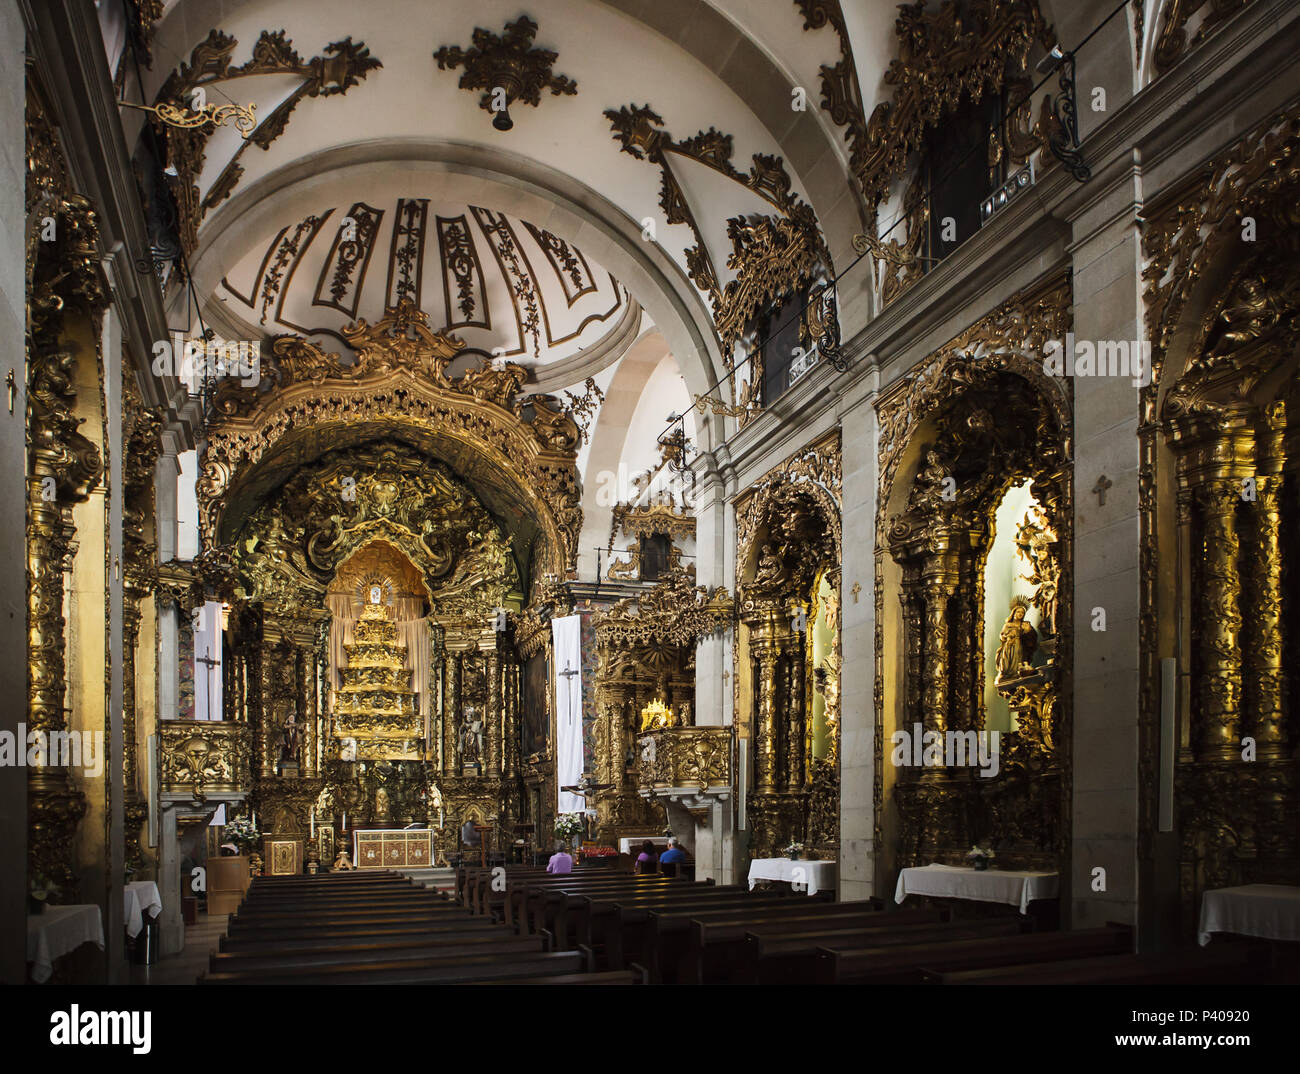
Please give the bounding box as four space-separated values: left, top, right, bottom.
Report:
128 913 228 985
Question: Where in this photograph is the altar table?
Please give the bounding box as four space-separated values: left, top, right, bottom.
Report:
1198 884 1300 946
123 881 163 939
748 858 838 896
895 864 1059 915
354 828 433 869
27 904 105 984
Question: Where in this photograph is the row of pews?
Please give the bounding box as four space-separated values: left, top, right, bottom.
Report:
458 865 1269 985
197 866 1270 985
197 870 643 985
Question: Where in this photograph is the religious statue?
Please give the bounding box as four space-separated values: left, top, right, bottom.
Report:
461 817 480 847
753 543 784 587
1016 507 1061 637
461 710 483 765
280 710 300 763
369 583 383 604
374 786 390 822
995 597 1038 681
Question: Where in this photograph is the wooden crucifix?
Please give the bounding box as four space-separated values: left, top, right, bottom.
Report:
196 645 220 720
1092 474 1113 507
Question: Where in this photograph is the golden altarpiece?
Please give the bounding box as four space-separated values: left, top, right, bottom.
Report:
875 276 1074 881
734 432 843 860
188 299 586 864
1142 106 1300 934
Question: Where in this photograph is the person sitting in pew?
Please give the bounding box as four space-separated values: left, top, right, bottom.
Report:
547 845 574 874
659 838 685 877
635 841 659 875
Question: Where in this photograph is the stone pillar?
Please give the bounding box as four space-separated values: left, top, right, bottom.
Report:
839 376 878 902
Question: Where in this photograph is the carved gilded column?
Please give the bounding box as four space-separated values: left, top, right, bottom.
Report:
920 580 951 737
900 566 924 726
443 652 460 774
785 611 806 791
487 650 502 778
754 641 780 794
1194 481 1244 760
1246 402 1286 759
504 660 519 779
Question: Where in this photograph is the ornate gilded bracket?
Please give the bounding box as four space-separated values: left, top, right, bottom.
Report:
434 16 577 132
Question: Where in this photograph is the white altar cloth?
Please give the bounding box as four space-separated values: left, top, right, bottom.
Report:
895 864 1059 914
748 858 837 896
27 904 105 983
124 881 163 939
1198 884 1300 946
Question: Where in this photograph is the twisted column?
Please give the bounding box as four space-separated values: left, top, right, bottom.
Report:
1195 481 1244 760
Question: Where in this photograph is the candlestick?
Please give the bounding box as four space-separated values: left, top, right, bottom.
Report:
310 809 315 838
342 811 346 832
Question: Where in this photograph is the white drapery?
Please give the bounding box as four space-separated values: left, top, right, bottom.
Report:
552 614 585 814
326 594 431 741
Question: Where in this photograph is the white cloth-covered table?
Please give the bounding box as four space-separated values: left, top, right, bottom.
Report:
27 904 105 983
748 858 838 896
1198 884 1300 947
123 881 163 939
895 864 1059 915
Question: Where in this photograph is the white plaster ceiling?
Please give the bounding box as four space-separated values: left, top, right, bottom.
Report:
215 194 636 373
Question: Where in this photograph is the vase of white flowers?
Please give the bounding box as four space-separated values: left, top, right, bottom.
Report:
554 813 584 847
225 816 261 856
966 846 995 871
783 841 805 861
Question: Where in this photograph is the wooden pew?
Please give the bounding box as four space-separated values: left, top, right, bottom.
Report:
200 948 590 985
210 933 548 974
665 903 983 985
814 924 1133 984
644 900 886 983
740 915 1022 984
517 873 686 941
218 918 506 953
581 888 789 969
928 944 1263 985
470 968 645 986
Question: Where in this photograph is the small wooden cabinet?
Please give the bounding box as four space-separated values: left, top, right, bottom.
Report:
207 855 251 915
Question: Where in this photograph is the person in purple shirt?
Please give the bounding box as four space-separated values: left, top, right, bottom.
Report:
634 840 659 874
547 845 573 874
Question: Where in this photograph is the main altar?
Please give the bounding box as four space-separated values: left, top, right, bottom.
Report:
354 829 434 869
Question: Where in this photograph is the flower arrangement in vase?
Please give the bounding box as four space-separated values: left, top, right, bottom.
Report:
966 846 996 871
225 816 261 855
783 841 805 861
553 813 584 845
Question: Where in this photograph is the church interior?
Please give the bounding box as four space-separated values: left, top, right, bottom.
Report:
4 0 1299 1003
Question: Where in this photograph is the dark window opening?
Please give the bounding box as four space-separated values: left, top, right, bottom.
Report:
639 532 672 581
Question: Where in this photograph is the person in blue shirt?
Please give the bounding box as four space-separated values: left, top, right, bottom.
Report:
659 837 686 865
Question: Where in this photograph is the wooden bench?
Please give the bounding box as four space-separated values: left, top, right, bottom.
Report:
740 915 1022 984
643 901 887 983
815 924 1133 984
580 888 788 969
210 933 547 974
928 943 1263 985
516 876 690 939
218 918 506 952
200 948 590 985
